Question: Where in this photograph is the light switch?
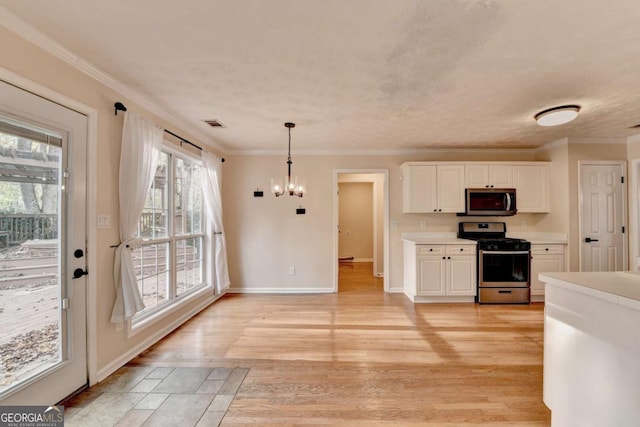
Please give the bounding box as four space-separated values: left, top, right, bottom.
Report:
97 215 111 229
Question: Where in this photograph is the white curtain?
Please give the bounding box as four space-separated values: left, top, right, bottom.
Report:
110 111 164 323
202 150 230 292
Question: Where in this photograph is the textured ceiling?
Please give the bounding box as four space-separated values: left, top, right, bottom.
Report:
2 0 640 152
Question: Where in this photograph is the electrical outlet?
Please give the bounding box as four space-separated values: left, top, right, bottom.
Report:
420 220 426 229
391 220 398 229
289 266 295 275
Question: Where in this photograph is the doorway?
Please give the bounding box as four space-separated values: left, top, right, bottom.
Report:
578 161 627 271
0 80 88 404
333 170 388 292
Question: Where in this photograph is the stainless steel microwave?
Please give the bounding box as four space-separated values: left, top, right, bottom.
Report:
465 188 517 216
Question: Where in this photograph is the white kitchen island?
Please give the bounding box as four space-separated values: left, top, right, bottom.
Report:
540 272 640 427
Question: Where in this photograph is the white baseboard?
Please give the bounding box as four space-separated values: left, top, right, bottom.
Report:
339 258 373 263
94 292 224 383
408 295 476 303
227 287 334 294
531 294 545 303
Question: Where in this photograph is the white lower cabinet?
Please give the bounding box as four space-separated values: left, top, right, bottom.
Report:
405 243 476 302
530 244 565 301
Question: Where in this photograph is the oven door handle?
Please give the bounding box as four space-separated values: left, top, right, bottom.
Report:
479 250 530 255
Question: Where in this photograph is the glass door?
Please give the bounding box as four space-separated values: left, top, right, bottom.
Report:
0 80 87 404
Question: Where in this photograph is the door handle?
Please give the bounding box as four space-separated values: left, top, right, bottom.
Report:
584 237 599 243
72 268 89 279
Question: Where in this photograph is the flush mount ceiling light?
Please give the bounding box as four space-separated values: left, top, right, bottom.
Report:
534 105 581 127
271 122 305 197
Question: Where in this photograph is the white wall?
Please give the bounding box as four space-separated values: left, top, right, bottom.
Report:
339 182 374 260
223 151 543 293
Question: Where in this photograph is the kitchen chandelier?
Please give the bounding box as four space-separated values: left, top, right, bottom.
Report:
271 122 305 197
534 105 581 126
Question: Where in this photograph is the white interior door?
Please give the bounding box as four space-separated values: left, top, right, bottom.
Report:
0 80 87 404
579 162 626 272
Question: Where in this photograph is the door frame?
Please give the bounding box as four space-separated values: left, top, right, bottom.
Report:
630 159 640 271
577 160 628 272
333 169 389 292
1 67 99 386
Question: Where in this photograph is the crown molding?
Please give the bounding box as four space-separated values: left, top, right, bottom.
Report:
0 6 227 154
567 136 627 145
628 133 640 144
535 137 569 151
227 147 539 156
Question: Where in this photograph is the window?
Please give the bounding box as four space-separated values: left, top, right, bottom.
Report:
130 146 208 330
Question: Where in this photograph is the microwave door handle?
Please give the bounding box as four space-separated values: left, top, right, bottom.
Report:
505 193 511 211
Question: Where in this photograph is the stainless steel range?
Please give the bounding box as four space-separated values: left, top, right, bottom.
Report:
458 222 531 304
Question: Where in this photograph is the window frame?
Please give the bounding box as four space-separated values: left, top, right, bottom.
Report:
127 142 211 337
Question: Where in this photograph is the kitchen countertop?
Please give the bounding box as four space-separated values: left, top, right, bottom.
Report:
542 271 640 426
507 232 567 244
539 271 640 310
401 232 477 245
402 231 566 245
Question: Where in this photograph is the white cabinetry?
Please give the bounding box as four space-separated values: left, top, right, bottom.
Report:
404 242 476 302
513 164 550 212
465 164 513 188
402 163 465 213
403 162 550 214
530 244 565 301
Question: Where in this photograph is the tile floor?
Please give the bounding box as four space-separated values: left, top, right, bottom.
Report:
62 366 249 427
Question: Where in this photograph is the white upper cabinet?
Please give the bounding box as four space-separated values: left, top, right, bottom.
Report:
465 164 513 188
512 164 550 212
437 165 466 213
402 164 438 213
402 163 465 213
403 161 550 214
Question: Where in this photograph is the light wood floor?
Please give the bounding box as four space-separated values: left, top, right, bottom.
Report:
130 262 550 426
